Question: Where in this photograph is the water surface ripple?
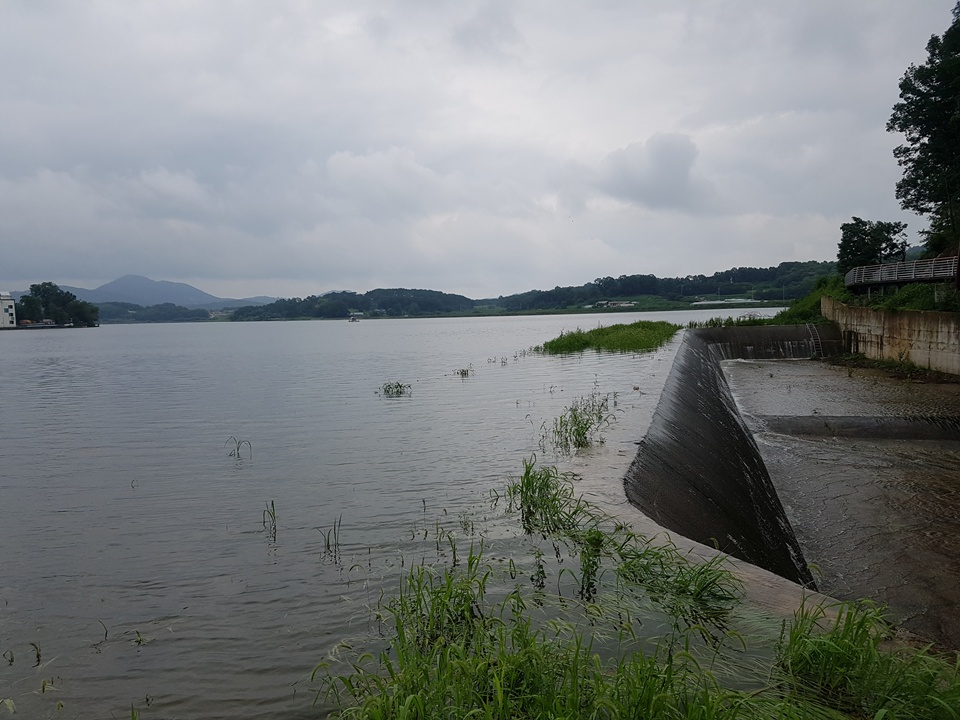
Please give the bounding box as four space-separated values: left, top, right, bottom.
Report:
0 311 765 718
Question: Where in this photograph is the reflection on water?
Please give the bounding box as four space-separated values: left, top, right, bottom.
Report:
0 310 777 718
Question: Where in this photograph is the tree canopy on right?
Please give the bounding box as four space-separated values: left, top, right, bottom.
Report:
888 2 960 260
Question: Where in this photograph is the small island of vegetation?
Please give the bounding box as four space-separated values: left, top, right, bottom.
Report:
538 320 680 354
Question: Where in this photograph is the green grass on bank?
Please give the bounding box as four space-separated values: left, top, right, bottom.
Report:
770 275 848 325
763 275 960 327
315 457 960 719
868 282 960 313
683 276 847 327
538 320 680 354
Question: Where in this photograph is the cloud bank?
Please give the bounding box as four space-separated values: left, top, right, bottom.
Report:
0 1 950 298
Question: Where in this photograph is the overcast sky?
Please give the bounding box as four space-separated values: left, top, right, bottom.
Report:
1 2 953 300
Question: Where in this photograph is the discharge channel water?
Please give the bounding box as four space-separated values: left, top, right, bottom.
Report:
0 310 777 718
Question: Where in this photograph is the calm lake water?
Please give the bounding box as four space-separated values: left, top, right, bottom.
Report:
0 310 778 718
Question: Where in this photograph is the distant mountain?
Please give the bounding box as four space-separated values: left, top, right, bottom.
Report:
81 275 224 307
15 275 276 310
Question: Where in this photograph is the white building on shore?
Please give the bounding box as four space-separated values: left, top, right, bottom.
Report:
1 292 16 328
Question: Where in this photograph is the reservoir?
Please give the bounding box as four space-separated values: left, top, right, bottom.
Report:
0 310 775 718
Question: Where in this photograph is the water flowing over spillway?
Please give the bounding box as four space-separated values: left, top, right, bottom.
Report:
624 328 820 587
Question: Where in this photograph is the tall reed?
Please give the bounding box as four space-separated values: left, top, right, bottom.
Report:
540 390 617 454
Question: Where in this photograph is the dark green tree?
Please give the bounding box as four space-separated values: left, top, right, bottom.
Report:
30 281 75 323
887 2 960 278
66 299 99 326
15 295 42 323
836 217 908 276
22 282 99 326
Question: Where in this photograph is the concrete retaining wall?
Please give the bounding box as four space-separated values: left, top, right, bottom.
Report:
623 328 815 586
822 296 960 375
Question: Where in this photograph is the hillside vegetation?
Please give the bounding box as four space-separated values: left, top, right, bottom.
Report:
229 261 834 320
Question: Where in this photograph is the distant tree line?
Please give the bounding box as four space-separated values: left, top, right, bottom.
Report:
98 302 210 323
231 288 476 320
491 261 834 313
229 262 834 320
16 282 99 326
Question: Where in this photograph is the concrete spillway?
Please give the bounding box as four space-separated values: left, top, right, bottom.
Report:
624 327 830 587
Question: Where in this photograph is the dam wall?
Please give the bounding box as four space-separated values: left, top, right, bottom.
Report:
691 324 842 360
822 296 960 376
623 327 815 586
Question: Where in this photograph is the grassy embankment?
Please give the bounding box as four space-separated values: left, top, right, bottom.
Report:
313 323 960 719
690 274 960 329
751 275 960 381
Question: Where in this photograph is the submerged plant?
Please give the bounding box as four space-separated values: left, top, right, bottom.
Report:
315 455 960 720
262 500 277 541
225 436 253 460
775 600 960 718
321 515 343 563
316 543 768 719
577 528 606 602
616 541 742 628
540 389 617 454
378 381 411 397
505 457 590 536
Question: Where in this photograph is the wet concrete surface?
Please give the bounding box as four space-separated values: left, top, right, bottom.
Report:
623 333 813 585
568 335 837 627
724 359 960 650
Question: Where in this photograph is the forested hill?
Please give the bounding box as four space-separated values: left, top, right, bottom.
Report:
230 288 476 320
230 260 834 320
488 260 834 313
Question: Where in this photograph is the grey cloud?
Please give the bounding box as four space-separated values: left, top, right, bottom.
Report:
453 0 524 60
597 134 718 213
0 1 949 298
324 147 460 221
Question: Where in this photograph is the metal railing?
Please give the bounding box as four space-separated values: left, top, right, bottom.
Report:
844 257 958 288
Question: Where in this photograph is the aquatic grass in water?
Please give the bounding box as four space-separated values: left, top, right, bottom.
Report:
321 515 343 563
540 390 617 454
317 456 960 719
539 320 679 354
316 543 734 720
617 542 743 632
378 381 412 397
775 600 960 719
262 500 277 541
225 435 253 460
506 457 740 622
